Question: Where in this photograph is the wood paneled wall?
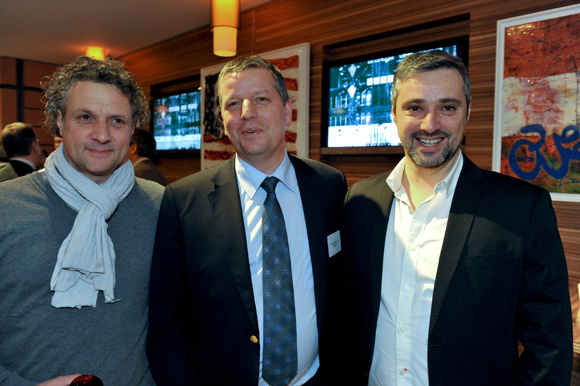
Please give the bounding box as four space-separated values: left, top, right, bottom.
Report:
0 58 58 155
120 0 580 280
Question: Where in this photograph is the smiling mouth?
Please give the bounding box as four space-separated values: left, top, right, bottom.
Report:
88 149 113 155
417 138 443 147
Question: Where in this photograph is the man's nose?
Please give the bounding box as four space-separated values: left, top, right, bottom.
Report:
420 112 440 133
92 120 112 143
241 100 257 120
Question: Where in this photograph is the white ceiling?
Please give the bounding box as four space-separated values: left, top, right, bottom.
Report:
0 0 273 65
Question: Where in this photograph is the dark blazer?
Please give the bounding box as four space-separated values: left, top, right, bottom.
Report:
341 155 572 386
0 160 34 182
134 158 167 186
147 155 347 385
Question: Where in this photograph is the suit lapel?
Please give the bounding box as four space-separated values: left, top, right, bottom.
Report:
208 158 259 334
429 155 483 335
371 180 394 320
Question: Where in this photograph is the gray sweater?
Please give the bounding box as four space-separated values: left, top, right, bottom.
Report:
0 172 164 386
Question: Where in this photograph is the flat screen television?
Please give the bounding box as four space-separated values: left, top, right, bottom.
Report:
321 36 469 155
151 89 202 154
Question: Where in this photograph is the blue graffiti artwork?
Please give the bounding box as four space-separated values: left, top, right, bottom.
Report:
509 124 580 181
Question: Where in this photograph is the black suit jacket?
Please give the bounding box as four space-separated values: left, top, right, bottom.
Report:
0 160 34 182
340 155 572 385
148 155 347 385
134 158 167 186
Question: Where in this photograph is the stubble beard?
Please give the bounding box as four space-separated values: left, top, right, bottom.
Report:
402 131 461 169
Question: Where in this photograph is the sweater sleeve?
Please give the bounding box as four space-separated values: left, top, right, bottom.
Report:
0 365 37 386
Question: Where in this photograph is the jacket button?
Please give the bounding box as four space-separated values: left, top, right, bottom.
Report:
250 335 259 344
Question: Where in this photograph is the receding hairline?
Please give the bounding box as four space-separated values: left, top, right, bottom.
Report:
393 67 470 110
218 68 284 104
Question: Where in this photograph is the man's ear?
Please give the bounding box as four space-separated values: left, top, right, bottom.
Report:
129 143 138 156
56 110 64 137
31 140 41 156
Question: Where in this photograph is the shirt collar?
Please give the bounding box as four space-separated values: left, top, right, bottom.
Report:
132 157 149 167
10 157 36 170
235 152 296 199
387 150 463 200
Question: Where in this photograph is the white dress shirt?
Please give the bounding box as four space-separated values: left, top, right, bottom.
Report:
369 152 463 386
235 153 319 386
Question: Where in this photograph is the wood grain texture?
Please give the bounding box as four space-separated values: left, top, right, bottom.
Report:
121 0 580 288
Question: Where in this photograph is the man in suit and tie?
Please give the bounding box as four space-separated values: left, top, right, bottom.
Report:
0 122 44 182
340 50 572 385
147 55 347 386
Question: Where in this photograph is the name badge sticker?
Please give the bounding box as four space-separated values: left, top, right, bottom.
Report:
327 230 341 258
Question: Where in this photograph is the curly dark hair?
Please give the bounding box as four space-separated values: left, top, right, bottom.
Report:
41 55 150 136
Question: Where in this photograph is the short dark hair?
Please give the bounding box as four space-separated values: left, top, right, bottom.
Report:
130 129 157 159
1 122 37 158
391 50 471 112
42 55 150 136
217 55 289 106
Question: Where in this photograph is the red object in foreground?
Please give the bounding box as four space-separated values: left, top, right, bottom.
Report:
70 375 104 386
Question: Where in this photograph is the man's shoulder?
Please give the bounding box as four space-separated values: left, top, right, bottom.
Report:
290 155 345 181
479 167 539 188
134 176 165 192
0 171 41 193
134 160 167 186
134 158 159 172
131 177 165 205
170 159 233 191
349 171 391 196
0 162 18 182
462 158 548 200
0 173 47 221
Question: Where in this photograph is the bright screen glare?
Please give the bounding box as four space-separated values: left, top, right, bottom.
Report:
326 45 459 148
153 90 202 151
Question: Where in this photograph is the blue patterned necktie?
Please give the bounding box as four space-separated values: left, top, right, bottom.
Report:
261 177 298 386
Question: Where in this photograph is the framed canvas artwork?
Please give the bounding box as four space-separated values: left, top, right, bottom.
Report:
493 4 580 202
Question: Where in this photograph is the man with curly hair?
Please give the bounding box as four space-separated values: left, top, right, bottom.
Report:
0 56 164 386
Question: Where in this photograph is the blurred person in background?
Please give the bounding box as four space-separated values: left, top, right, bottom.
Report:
0 122 43 182
127 128 167 186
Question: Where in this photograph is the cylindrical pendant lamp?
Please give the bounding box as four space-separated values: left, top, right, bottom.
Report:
211 0 240 57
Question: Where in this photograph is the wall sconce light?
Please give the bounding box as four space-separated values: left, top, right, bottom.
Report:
211 0 240 57
85 46 106 60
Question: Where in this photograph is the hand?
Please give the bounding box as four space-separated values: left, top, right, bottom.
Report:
36 374 82 386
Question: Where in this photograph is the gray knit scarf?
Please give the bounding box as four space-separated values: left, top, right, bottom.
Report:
44 145 135 308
